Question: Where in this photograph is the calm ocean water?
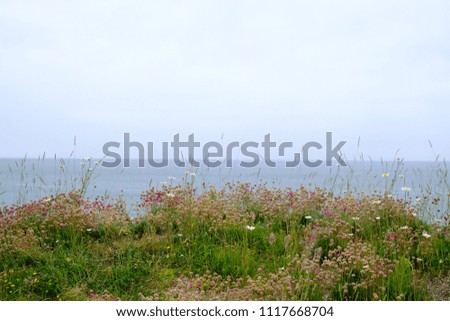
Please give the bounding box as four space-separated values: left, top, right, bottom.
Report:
0 158 448 218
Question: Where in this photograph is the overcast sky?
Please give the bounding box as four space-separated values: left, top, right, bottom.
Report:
1 0 449 161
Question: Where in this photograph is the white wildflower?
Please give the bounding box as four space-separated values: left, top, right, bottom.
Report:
422 231 431 238
245 225 256 231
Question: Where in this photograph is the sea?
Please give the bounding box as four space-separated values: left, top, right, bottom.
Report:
0 158 448 219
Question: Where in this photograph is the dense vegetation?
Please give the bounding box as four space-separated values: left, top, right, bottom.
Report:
1 181 448 300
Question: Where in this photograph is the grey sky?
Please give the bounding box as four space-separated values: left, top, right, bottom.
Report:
1 0 449 161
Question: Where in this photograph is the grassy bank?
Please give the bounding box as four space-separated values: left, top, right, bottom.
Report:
0 181 449 301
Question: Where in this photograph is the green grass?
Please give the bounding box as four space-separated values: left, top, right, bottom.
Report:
0 182 448 301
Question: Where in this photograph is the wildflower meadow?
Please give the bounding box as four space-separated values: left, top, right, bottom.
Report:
1 161 449 302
